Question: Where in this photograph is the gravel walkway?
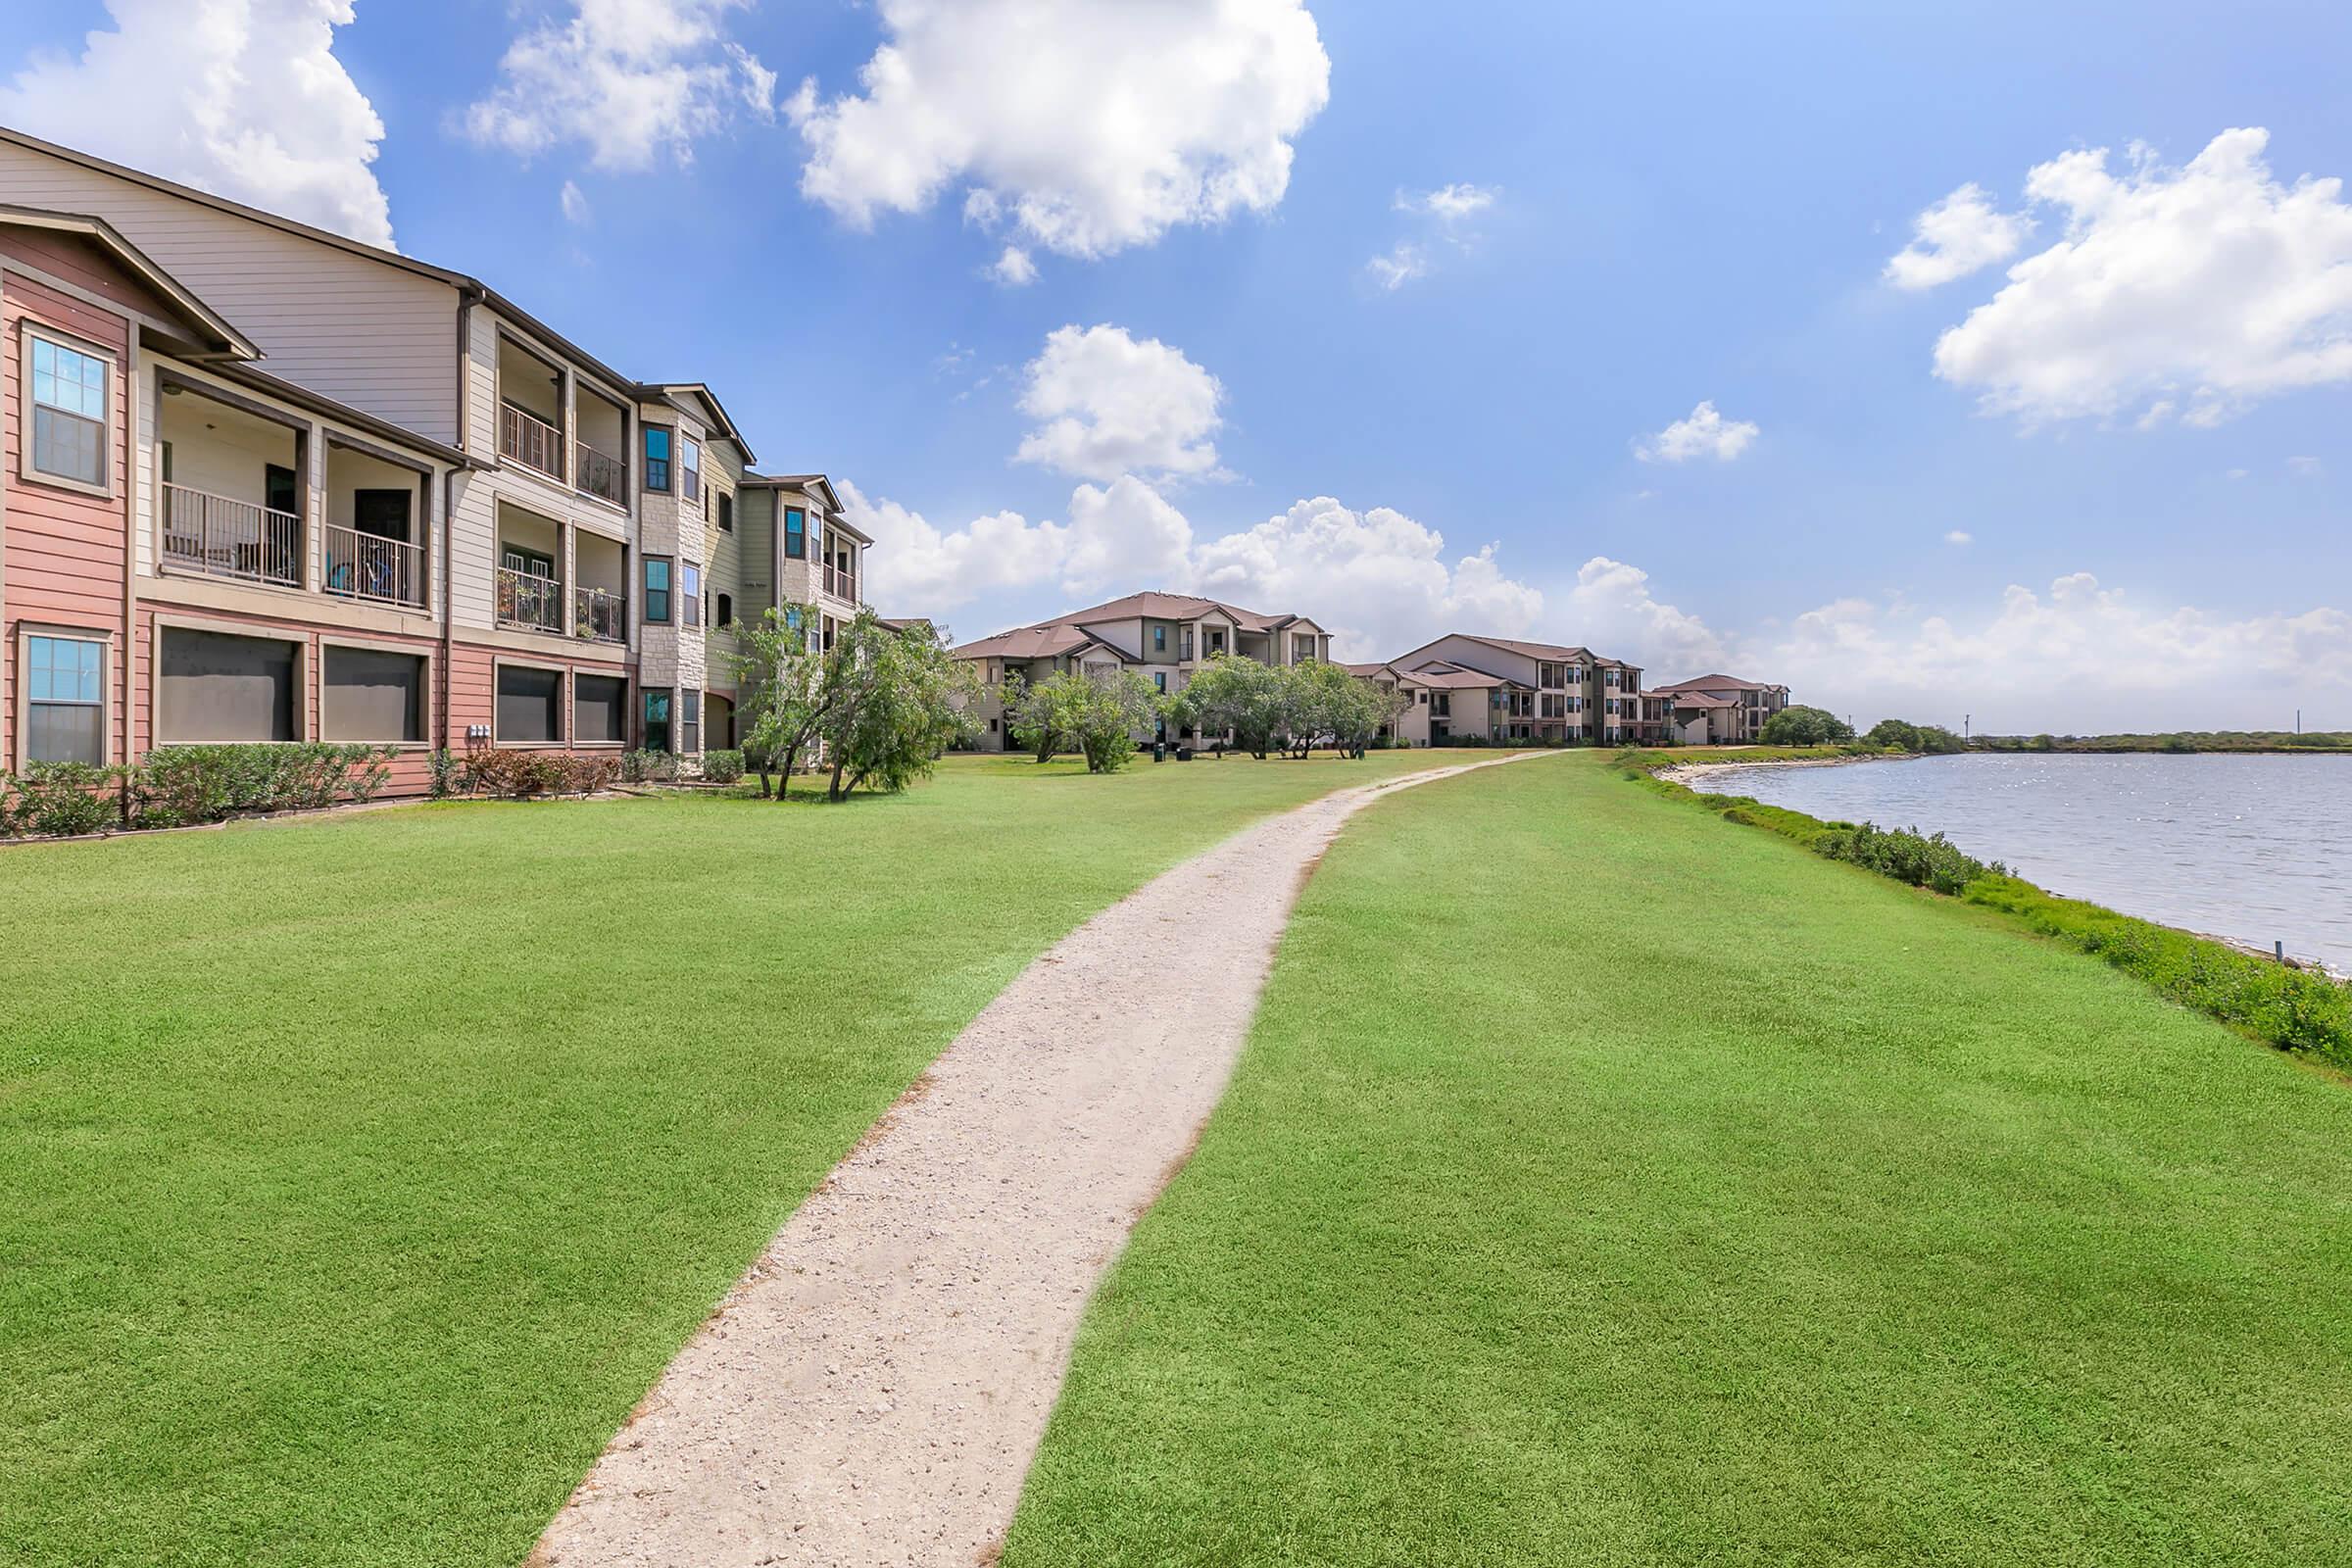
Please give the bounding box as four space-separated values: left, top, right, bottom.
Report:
530 752 1547 1568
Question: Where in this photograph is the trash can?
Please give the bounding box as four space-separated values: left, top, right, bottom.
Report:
1152 740 1167 763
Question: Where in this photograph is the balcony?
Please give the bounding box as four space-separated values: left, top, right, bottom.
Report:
496 565 564 633
324 523 425 609
575 440 625 507
825 564 859 604
501 401 564 481
573 585 626 645
162 484 303 589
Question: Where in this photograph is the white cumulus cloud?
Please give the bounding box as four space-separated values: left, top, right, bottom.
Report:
1562 557 1732 674
988 245 1038 286
1884 182 2033 290
1930 128 2352 426
1014 325 1226 484
1397 181 1498 225
1945 529 1974 545
463 0 776 172
560 179 591 225
789 0 1331 260
1365 243 1430 291
0 0 394 247
1635 401 1760 464
1767 572 2352 730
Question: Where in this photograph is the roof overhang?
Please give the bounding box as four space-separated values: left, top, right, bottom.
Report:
0 205 259 360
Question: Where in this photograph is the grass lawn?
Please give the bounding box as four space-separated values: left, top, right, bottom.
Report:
0 749 1474 1568
1004 756 2352 1566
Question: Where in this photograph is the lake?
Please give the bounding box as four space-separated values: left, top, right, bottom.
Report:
1692 753 2352 974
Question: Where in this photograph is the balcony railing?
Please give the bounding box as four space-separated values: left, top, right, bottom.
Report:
495 564 564 632
324 524 425 609
161 483 303 589
824 564 858 603
575 439 625 506
573 585 626 645
501 402 564 480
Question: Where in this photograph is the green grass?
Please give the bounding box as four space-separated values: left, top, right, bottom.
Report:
1004 755 2352 1567
0 748 1473 1568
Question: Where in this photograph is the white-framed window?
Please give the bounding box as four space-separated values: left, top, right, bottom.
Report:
24 633 107 763
679 435 702 505
25 331 111 491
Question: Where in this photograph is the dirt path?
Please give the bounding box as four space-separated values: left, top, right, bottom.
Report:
530 752 1549 1568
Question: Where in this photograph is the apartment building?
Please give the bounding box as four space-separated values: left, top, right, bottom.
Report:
953 590 1333 750
1648 673 1792 745
1376 634 1652 744
0 125 863 788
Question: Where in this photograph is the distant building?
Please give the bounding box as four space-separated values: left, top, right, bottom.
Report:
1648 674 1792 745
1369 634 1653 745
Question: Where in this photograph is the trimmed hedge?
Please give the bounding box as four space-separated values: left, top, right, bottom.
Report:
1 744 398 839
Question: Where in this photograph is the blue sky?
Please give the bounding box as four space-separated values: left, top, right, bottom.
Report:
5 0 2349 730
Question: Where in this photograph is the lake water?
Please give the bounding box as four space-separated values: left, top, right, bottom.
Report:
1693 754 2352 974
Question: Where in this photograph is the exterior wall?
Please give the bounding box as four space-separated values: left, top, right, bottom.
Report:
446 639 629 756
0 139 462 442
1 253 136 769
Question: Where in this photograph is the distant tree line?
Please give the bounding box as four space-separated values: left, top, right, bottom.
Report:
1000 654 1414 772
1972 731 2349 754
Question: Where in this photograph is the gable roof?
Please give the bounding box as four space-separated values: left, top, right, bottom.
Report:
741 472 847 516
951 623 1134 662
1054 590 1306 633
653 382 755 464
0 204 258 359
1653 673 1780 694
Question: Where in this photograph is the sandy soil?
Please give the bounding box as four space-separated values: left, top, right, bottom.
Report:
529 752 1549 1568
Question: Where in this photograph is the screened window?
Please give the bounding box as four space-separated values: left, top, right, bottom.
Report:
681 562 701 613
159 628 296 742
322 647 423 743
644 427 672 492
681 689 702 754
644 689 672 752
25 634 105 763
28 336 108 488
644 557 672 622
1153 626 1166 652
573 673 627 744
716 592 733 627
679 436 702 504
718 493 733 532
495 665 562 744
784 507 806 559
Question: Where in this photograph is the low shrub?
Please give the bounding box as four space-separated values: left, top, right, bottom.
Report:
427 748 461 801
1813 820 2003 896
134 744 395 827
3 762 124 838
620 749 680 784
701 749 746 784
463 750 615 800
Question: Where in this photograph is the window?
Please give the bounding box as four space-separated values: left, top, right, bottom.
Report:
574 674 627 744
644 557 672 622
682 690 702 754
718 493 733 532
644 689 672 752
27 334 109 489
785 507 807 559
1153 671 1167 693
679 436 702 505
159 628 296 742
1153 625 1166 652
496 664 562 744
644 427 672 492
680 562 701 622
322 647 422 743
25 634 105 763
716 592 733 628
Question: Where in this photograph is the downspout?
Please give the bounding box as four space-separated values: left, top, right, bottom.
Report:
122 340 141 821
443 288 480 755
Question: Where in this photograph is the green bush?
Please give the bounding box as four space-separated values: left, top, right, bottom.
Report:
620 749 680 783
3 762 123 838
462 750 617 800
1813 820 2002 896
701 749 746 784
427 748 461 801
134 744 395 827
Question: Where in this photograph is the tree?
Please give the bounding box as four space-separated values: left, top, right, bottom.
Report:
818 613 979 801
1759 705 1855 746
732 603 838 798
1171 654 1287 759
1278 661 1387 759
1071 669 1163 772
1002 668 1066 762
1864 717 1966 755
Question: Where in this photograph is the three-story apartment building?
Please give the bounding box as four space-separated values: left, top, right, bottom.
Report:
954 591 1333 750
1379 634 1648 745
0 125 858 788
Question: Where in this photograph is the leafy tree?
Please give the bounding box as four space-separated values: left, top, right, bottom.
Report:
1058 668 1162 773
1279 661 1398 758
1002 668 1068 762
819 613 978 801
731 603 838 798
1864 717 1966 755
1759 705 1855 746
1172 654 1288 759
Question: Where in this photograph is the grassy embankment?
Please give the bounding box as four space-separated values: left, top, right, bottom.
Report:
1974 730 2350 753
1619 749 2352 1068
1005 753 2352 1567
0 748 1483 1568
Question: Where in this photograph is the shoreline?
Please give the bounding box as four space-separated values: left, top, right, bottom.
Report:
1656 752 1914 787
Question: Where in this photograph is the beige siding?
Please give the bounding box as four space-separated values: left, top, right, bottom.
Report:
0 142 461 442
